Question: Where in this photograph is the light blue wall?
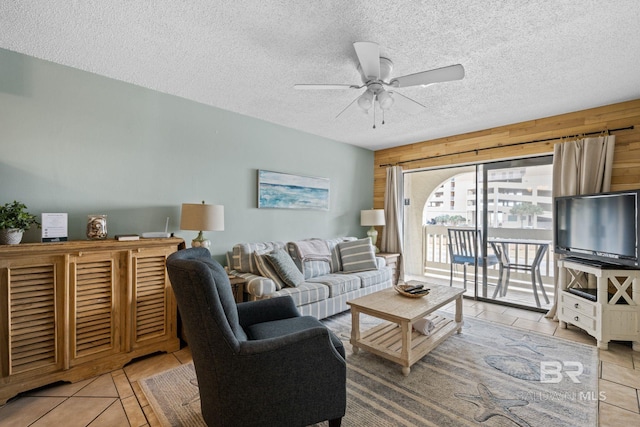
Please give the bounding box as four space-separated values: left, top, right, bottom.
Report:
0 49 374 261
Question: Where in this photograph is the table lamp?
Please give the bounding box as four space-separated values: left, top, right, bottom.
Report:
360 209 385 253
180 201 224 249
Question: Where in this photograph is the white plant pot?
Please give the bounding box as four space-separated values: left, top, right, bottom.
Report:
0 228 24 245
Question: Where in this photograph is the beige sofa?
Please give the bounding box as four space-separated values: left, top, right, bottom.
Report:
226 237 392 319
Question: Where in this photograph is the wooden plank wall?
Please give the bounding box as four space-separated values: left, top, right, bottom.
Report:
373 99 640 208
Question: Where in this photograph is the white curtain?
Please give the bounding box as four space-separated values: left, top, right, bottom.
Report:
381 166 404 281
546 135 616 319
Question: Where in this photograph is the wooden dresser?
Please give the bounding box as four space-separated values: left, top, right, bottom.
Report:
0 237 184 404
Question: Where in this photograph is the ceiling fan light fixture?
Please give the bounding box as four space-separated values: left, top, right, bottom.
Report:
377 89 394 110
295 42 464 123
357 89 374 111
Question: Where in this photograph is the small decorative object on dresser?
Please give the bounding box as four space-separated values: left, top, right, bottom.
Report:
115 234 140 241
41 213 68 242
0 201 40 245
86 214 108 240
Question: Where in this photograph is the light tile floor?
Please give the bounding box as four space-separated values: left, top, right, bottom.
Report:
1 300 638 426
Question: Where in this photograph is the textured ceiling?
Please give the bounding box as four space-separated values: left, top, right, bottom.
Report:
2 1 640 150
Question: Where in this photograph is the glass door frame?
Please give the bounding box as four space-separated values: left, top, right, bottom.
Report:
474 155 554 310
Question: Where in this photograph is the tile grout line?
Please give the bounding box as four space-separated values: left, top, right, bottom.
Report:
29 374 101 426
122 369 151 426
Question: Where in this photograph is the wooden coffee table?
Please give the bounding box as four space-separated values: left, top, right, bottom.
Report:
347 283 464 376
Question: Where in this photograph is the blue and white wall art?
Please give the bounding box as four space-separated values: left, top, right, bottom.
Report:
258 170 330 210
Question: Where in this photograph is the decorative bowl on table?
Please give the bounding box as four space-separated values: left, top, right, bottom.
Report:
394 283 430 298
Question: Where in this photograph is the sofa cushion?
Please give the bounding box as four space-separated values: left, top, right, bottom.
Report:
349 267 391 288
308 274 361 297
265 249 305 287
253 250 286 290
274 282 329 306
338 238 377 272
301 259 332 279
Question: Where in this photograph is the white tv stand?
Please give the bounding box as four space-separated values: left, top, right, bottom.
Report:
558 258 640 350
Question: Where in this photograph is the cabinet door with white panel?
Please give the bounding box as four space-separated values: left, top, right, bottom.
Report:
558 259 640 350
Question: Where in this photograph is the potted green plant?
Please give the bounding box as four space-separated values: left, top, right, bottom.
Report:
0 201 40 244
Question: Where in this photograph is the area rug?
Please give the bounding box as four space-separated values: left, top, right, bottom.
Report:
140 312 598 427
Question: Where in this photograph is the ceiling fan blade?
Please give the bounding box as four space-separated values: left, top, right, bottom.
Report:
294 84 358 90
335 94 364 118
390 64 465 88
388 91 426 115
353 41 380 80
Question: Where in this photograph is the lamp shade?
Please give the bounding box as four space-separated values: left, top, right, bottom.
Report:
180 203 224 231
360 209 385 226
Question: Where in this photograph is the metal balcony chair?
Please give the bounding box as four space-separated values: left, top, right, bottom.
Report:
447 228 499 289
490 241 550 308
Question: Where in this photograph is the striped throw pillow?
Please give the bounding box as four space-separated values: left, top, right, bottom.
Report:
265 249 305 287
338 238 377 272
253 250 286 290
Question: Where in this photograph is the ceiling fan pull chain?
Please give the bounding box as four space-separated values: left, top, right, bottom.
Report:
373 102 376 129
382 110 385 125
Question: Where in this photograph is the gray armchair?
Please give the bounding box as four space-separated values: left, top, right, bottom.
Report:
166 247 346 427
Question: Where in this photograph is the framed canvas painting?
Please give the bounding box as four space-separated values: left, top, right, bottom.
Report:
258 170 330 210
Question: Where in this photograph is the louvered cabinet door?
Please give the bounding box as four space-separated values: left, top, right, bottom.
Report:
0 256 65 378
68 251 122 366
130 247 176 349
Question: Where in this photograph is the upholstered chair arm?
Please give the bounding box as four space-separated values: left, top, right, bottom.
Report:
237 296 300 328
238 325 340 357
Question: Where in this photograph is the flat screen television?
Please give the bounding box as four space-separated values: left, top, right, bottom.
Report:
554 189 640 268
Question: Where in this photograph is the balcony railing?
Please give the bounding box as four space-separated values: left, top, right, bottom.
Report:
422 225 555 290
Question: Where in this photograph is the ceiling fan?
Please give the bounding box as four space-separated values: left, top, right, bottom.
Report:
294 41 465 127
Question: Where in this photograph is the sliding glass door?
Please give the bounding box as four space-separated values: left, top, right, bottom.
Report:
482 156 554 309
403 155 554 311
